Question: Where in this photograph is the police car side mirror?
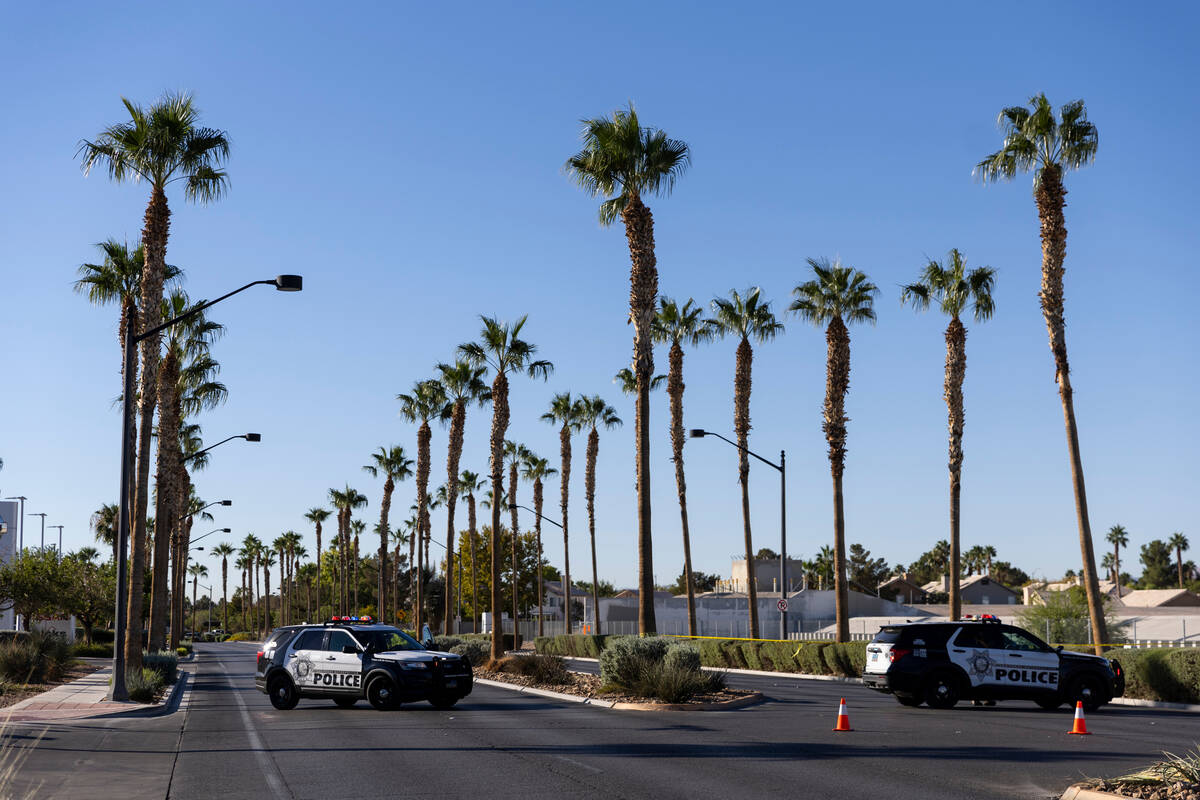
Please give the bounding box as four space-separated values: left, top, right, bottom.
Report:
1056 645 1064 653
342 645 358 654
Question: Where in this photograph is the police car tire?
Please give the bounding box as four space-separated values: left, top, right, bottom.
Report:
267 675 300 710
923 672 961 709
1067 675 1105 713
366 676 400 711
333 696 358 708
1035 698 1062 711
896 695 922 707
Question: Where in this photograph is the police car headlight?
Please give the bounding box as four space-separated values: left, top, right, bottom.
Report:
400 661 429 670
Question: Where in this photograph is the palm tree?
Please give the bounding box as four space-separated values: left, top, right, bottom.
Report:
708 287 784 639
235 553 251 632
283 531 303 624
1100 552 1116 585
188 563 209 632
1169 532 1190 589
304 508 331 615
260 550 277 633
576 396 622 635
79 94 229 671
349 519 365 611
290 543 308 622
435 361 490 634
503 441 533 640
518 457 556 637
613 368 665 395
210 543 235 632
398 379 447 632
90 503 119 564
901 249 996 621
976 93 1106 653
566 104 690 635
240 535 262 630
790 258 878 643
983 545 997 576
459 470 487 631
363 446 414 623
541 393 582 636
1106 524 1129 598
272 535 289 623
652 297 712 636
458 316 553 659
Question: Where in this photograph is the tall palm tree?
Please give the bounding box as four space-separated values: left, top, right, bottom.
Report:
518 457 556 637
260 550 277 633
566 104 690 635
504 441 532 640
272 535 289 623
708 287 784 639
291 544 308 622
283 531 303 624
435 361 490 634
901 248 996 621
304 507 331 615
460 470 487 631
652 297 712 636
976 93 1106 653
398 379 447 632
363 446 413 622
235 553 251 632
349 519 365 611
1170 532 1190 589
458 316 552 659
790 258 878 643
240 534 263 630
613 368 666 396
90 503 119 565
541 393 582 636
210 542 235 632
1106 524 1129 598
576 396 622 635
983 545 997 576
188 563 208 632
79 94 229 671
172 475 213 649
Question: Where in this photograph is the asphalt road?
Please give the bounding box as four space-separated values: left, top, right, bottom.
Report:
5 643 1196 799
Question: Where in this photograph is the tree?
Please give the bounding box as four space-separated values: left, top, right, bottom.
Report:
1169 532 1189 589
210 542 235 632
79 94 229 672
259 551 276 632
363 446 413 627
63 553 116 644
91 503 119 565
755 548 779 560
1139 540 1175 589
790 258 878 642
435 360 490 634
707 287 784 639
448 527 544 623
991 561 1029 589
304 508 331 616
976 93 1106 654
459 471 486 631
900 248 996 620
349 520 364 610
503 441 533 641
1106 525 1129 599
1100 552 1116 584
566 104 690 635
235 553 251 631
848 544 891 594
577 396 621 635
0 549 68 630
669 567 719 596
519 456 556 637
188 562 208 632
541 393 582 636
652 297 712 637
240 535 262 630
458 316 552 659
397 379 444 631
1017 586 1124 645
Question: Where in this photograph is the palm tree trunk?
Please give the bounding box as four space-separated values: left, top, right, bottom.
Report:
824 317 851 643
622 193 657 636
585 427 601 635
280 552 287 622
945 317 967 622
509 458 520 646
241 570 247 631
468 494 479 632
119 299 139 567
734 337 759 638
667 341 697 636
191 577 198 634
378 476 393 626
408 520 417 621
314 522 323 616
489 372 510 661
148 351 179 651
264 568 272 633
559 423 572 636
1177 547 1185 589
353 536 359 611
533 480 544 638
1036 165 1107 655
221 560 229 633
415 420 431 633
444 402 465 635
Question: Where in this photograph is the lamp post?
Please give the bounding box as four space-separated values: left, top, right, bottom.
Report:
4 497 26 553
198 583 214 632
508 503 569 633
190 527 232 549
426 536 465 634
30 513 47 551
690 429 788 640
109 274 301 701
184 435 261 464
48 525 63 556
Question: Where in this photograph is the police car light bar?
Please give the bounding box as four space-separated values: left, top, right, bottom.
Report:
327 616 374 623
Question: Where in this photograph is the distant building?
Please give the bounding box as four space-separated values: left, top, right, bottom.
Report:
728 557 807 594
878 574 928 605
922 573 1018 605
1116 589 1200 608
0 501 17 629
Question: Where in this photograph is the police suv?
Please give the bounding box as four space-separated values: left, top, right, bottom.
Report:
862 616 1124 711
254 617 473 711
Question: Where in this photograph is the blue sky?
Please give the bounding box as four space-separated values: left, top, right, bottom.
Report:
1 1 1197 591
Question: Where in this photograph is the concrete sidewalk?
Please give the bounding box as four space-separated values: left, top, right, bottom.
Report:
2 666 188 723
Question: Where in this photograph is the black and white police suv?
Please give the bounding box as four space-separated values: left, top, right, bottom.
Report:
254 617 473 711
862 616 1124 711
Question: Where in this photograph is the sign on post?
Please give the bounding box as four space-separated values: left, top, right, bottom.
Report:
777 598 788 612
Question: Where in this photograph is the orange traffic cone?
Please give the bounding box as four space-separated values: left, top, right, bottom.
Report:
1067 701 1090 735
833 697 853 731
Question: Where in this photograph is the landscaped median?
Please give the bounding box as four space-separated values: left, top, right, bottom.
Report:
1060 744 1200 799
534 634 1200 705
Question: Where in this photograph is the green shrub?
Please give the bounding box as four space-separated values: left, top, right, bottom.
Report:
72 642 114 658
226 632 257 642
126 667 165 703
533 634 616 658
487 655 571 685
142 651 178 684
755 641 800 672
177 647 189 657
450 640 490 666
431 636 466 652
633 660 725 704
599 636 670 687
0 631 72 684
791 643 828 675
1118 648 1200 704
663 643 701 673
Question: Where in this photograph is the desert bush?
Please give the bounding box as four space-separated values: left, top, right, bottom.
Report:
450 640 490 666
226 632 257 642
1118 648 1200 704
72 642 113 658
431 635 466 652
485 655 571 685
0 631 73 684
662 642 701 673
126 667 165 703
142 650 178 684
633 660 725 704
599 636 669 687
534 634 612 658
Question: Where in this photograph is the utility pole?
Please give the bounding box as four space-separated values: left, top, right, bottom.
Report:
48 525 64 557
30 513 47 551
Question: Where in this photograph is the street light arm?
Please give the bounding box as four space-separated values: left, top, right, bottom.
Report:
694 430 781 472
137 280 272 343
509 503 563 529
190 527 231 546
184 434 259 463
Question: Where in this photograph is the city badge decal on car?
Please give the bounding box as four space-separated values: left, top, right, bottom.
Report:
968 649 993 681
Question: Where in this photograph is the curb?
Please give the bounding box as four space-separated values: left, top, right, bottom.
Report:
1060 785 1128 799
474 677 763 712
473 678 614 707
1108 697 1200 713
560 656 866 685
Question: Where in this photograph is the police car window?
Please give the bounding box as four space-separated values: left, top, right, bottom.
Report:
1000 629 1045 652
361 629 423 652
293 630 324 651
873 627 902 644
325 630 359 652
955 627 1002 649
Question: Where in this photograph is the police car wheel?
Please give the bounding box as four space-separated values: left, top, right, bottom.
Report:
896 695 922 707
923 672 961 709
428 692 458 710
367 676 399 711
333 696 358 708
267 675 299 710
1067 675 1105 713
1035 698 1062 711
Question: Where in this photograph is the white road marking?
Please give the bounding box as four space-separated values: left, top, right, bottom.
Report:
219 659 290 798
555 755 602 774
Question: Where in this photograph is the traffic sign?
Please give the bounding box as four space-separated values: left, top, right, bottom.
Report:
777 598 788 612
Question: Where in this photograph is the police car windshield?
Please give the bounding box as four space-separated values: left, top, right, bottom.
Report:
357 628 424 652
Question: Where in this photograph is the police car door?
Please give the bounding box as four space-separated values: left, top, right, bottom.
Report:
991 627 1060 693
947 626 1005 688
319 629 364 693
285 629 327 689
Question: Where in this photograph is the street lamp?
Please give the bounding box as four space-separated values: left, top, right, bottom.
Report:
690 429 788 640
198 583 214 632
47 525 63 556
4 497 27 552
29 513 46 550
427 537 465 633
190 527 232 549
184 435 261 464
509 503 569 636
109 274 301 701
